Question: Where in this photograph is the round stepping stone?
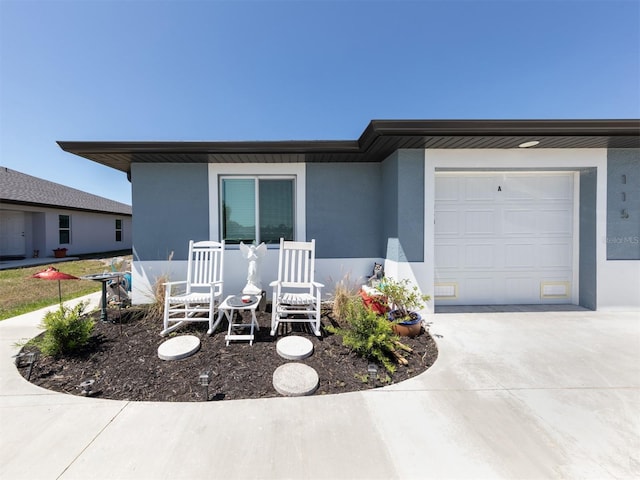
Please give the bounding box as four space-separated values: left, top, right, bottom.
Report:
158 335 200 361
273 363 319 397
276 335 314 360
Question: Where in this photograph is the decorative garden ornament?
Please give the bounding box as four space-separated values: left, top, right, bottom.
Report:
32 266 79 306
239 242 267 295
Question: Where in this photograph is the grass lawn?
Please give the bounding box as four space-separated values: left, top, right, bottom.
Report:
0 255 131 320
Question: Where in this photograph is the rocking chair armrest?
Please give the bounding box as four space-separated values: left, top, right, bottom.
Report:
162 280 187 292
312 281 324 289
163 280 186 296
269 280 279 287
162 280 187 286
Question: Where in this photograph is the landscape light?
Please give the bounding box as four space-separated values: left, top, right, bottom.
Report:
367 364 378 385
79 379 95 396
199 371 210 401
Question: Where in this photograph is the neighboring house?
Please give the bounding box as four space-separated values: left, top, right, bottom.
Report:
0 167 132 259
58 119 640 311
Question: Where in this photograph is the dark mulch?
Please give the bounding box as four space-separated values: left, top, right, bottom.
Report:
16 306 438 402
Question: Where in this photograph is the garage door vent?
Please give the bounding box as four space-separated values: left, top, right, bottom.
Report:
435 283 458 299
540 281 570 299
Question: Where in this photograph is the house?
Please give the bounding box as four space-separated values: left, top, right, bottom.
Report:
58 119 640 311
0 167 132 260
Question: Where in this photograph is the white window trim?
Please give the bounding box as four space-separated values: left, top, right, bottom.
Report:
209 163 306 244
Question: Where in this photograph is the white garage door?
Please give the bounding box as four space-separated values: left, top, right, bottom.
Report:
434 172 576 305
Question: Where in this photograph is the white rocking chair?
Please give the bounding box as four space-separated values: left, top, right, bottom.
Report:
270 238 323 336
161 240 224 336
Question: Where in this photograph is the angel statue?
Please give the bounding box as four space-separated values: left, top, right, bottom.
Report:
239 242 267 295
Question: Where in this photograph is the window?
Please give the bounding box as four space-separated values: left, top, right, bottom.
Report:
58 215 71 244
115 219 123 242
221 177 294 244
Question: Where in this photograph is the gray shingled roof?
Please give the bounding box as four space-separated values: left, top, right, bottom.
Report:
0 167 132 215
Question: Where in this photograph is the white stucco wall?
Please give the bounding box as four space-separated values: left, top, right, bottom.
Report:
44 210 132 255
0 204 131 257
598 260 640 310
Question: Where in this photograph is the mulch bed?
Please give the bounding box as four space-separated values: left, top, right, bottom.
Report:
16 306 438 402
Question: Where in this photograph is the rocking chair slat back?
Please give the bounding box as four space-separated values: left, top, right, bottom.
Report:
280 240 315 287
187 241 224 293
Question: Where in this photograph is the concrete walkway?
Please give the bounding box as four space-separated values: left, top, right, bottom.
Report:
1 296 639 479
0 256 82 271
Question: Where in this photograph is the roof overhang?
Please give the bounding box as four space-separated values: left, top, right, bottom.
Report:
0 198 132 216
58 119 640 175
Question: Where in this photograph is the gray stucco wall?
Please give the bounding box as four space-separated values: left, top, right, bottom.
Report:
382 150 424 262
607 148 640 260
131 163 210 261
306 163 382 258
579 168 597 310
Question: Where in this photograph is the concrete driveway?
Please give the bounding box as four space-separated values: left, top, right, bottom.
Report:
1 296 638 479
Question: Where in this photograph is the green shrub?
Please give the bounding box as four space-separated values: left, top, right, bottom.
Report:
32 302 94 356
327 296 398 373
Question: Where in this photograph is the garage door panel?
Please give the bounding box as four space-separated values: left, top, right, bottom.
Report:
435 244 459 268
504 277 540 303
435 172 575 305
504 174 573 200
538 209 573 234
464 210 495 235
539 243 572 268
503 209 536 235
434 210 460 235
534 174 573 200
436 177 460 201
465 244 494 268
465 277 496 303
504 176 537 200
465 176 497 201
504 244 536 268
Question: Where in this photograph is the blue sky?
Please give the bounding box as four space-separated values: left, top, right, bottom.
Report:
1 0 638 205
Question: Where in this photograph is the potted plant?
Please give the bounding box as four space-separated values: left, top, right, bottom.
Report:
53 247 68 258
376 278 430 337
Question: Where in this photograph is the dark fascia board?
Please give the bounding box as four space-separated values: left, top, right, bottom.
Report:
359 119 640 146
57 139 359 154
58 119 640 174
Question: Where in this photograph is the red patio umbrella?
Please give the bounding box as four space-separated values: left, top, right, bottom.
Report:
32 266 79 306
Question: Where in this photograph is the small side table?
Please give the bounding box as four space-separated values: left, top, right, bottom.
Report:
216 295 262 345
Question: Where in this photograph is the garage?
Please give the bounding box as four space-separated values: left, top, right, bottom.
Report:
434 171 577 305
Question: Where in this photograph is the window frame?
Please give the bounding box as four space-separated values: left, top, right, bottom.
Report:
115 218 123 242
219 175 296 245
209 163 306 246
58 214 71 244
